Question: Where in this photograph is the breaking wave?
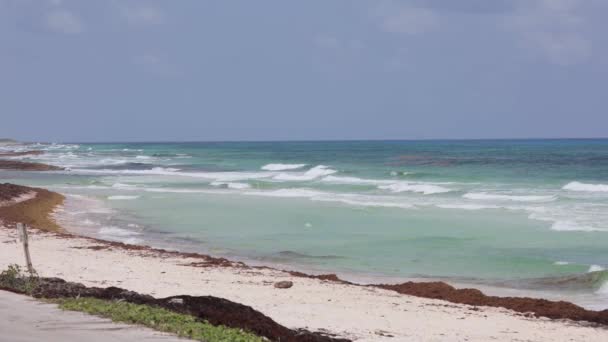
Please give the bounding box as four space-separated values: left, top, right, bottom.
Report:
563 181 608 192
550 221 608 232
379 183 451 195
261 163 307 171
273 165 337 181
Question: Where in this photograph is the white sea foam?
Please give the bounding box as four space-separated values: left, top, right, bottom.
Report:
122 237 143 245
71 167 275 182
589 265 606 273
261 163 307 171
550 221 608 232
210 181 251 189
135 155 152 160
379 183 451 195
112 183 135 189
247 189 327 198
314 198 415 209
554 261 570 265
98 226 141 237
463 192 556 202
436 204 500 210
322 175 451 195
107 195 140 200
563 181 608 193
273 165 337 181
322 175 388 185
246 188 416 209
144 188 223 194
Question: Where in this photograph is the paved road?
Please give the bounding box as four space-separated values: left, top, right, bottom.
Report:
0 290 190 342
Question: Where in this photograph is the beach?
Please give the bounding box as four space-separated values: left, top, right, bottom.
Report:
1 183 608 341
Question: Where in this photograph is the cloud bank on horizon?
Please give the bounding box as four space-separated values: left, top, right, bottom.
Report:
0 0 606 142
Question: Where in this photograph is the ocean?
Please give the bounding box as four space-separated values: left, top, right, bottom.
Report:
1 139 608 309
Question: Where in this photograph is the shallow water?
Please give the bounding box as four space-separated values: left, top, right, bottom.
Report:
2 140 608 308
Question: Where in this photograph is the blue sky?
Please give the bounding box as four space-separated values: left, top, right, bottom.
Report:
1 0 607 142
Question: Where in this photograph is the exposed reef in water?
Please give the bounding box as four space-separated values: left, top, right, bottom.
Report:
0 159 63 171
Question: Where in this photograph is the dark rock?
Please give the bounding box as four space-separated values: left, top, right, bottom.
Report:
274 281 294 289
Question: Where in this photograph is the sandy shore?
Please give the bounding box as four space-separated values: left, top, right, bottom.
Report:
1 183 608 340
1 226 607 341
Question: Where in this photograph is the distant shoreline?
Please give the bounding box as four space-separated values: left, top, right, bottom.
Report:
5 137 608 145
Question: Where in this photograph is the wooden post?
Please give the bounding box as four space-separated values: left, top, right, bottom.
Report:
17 223 34 274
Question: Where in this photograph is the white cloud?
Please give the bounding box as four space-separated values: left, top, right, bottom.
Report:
379 5 439 35
45 9 83 34
505 0 592 65
122 6 164 26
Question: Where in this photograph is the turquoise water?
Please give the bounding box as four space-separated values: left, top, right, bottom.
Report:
2 140 608 307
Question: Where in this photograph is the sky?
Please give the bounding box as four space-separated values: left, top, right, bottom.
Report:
1 0 607 142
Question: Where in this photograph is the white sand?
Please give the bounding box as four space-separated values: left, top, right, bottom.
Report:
1 226 607 341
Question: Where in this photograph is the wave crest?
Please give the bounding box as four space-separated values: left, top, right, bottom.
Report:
379 183 451 195
563 181 608 192
273 165 337 181
550 221 608 232
261 163 306 171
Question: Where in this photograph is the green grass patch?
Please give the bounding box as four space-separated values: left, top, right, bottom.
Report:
0 264 39 294
54 297 266 342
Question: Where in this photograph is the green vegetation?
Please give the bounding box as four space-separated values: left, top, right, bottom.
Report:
54 297 266 342
0 264 39 294
0 265 265 341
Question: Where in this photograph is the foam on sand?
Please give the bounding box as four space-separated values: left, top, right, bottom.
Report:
563 181 608 192
463 192 556 202
261 163 307 171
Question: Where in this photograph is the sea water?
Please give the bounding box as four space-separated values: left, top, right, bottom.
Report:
2 140 608 308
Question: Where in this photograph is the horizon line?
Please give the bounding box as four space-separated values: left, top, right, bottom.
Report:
56 136 608 144
6 136 608 144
